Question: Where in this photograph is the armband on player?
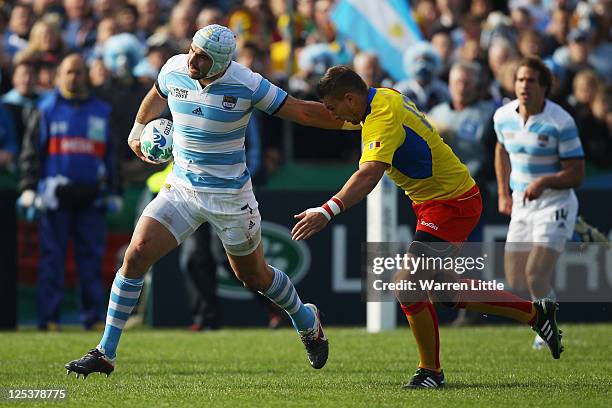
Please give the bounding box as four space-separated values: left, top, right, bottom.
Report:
128 121 146 142
308 196 345 221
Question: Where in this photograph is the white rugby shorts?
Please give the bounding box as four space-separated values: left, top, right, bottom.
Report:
505 189 578 252
141 174 261 256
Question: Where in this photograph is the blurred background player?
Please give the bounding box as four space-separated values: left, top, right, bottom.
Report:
494 56 584 350
17 54 121 331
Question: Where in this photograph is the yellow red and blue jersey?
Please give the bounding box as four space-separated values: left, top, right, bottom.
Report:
359 87 475 203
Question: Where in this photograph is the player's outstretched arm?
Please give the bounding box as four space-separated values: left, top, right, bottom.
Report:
274 95 360 130
291 161 388 240
127 85 169 164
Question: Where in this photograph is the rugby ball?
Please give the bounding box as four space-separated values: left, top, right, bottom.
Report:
140 118 173 163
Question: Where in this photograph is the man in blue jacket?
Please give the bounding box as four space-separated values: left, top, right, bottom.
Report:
18 54 121 330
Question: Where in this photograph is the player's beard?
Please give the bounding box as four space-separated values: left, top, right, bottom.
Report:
188 70 206 79
188 65 207 79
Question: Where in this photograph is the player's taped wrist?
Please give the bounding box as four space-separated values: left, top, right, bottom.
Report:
128 121 146 142
309 196 345 221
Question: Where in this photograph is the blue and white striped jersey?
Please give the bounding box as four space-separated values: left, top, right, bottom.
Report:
493 99 584 193
156 54 287 192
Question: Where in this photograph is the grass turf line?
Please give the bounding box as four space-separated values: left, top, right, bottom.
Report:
0 324 611 407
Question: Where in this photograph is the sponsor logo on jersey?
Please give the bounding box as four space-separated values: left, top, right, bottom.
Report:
420 220 439 231
191 106 203 115
171 86 189 99
48 137 106 157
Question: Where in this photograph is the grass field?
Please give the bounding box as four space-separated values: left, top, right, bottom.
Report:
1 324 611 407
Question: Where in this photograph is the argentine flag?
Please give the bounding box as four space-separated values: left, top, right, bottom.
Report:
331 0 423 81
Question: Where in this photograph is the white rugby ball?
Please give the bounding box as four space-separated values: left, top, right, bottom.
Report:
140 118 173 163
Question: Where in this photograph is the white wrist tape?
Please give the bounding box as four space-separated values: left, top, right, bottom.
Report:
306 207 332 221
306 196 345 221
128 122 146 142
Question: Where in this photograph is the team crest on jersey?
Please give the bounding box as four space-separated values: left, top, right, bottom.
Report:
537 134 549 147
222 95 237 110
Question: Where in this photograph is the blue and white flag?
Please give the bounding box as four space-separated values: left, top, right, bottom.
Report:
331 0 423 81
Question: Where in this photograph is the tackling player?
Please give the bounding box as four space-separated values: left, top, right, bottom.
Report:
292 66 564 388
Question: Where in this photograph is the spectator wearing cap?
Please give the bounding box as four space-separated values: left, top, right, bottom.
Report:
395 42 450 112
3 3 34 61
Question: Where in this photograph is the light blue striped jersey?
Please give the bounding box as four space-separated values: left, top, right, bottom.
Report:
156 54 287 192
493 99 584 192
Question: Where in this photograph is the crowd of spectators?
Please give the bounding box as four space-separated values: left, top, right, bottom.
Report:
1 0 611 184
